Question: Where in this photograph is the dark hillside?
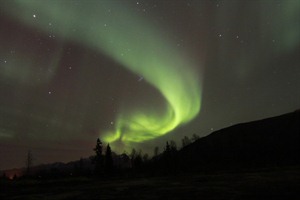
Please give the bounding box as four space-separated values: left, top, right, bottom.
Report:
179 110 300 170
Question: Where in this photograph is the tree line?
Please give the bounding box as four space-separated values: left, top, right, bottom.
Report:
0 134 201 180
90 134 201 177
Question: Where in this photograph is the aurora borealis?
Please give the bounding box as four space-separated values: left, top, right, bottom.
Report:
2 0 202 146
1 0 299 170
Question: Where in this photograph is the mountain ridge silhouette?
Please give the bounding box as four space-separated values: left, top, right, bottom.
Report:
178 110 300 170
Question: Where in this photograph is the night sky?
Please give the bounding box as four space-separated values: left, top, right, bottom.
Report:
0 0 299 170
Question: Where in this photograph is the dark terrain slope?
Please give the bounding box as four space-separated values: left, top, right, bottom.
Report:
179 110 300 170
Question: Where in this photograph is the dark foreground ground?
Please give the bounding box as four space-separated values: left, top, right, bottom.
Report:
1 166 299 200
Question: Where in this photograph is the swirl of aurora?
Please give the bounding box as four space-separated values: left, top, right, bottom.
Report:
2 0 202 146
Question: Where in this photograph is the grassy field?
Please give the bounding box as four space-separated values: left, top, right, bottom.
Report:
1 166 299 200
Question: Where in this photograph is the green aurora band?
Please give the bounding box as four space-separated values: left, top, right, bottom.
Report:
2 1 202 147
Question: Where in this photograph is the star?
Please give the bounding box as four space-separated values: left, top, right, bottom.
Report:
1 0 299 172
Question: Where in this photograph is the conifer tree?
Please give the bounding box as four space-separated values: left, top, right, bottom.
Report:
105 144 113 173
154 146 159 157
93 138 103 175
25 150 33 176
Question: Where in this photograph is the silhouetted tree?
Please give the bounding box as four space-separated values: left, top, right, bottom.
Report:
130 148 136 168
94 138 103 157
128 148 144 169
121 152 129 160
93 138 103 176
105 144 113 173
133 150 143 168
143 153 149 162
181 136 191 148
165 141 171 153
25 150 33 176
154 146 159 157
192 134 200 142
169 140 177 152
163 141 178 174
120 152 130 168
